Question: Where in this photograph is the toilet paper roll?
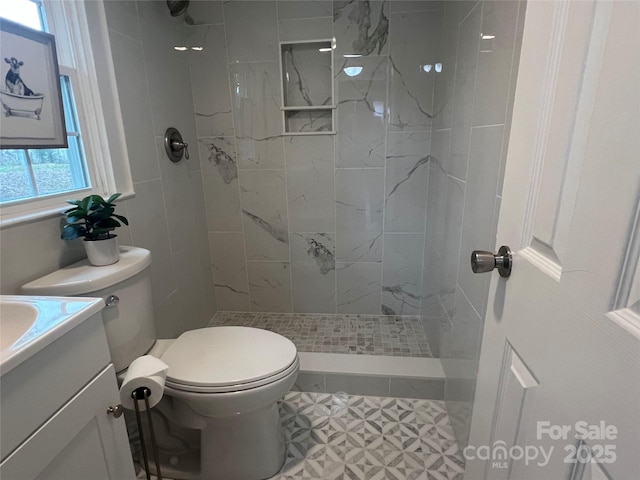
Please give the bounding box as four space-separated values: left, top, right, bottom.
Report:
120 355 169 411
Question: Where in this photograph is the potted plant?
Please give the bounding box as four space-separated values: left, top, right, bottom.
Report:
60 193 129 266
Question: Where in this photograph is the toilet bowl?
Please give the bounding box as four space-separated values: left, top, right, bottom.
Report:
21 246 298 480
162 327 298 417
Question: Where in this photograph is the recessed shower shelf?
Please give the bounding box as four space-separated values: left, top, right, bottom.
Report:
283 109 335 136
280 39 335 136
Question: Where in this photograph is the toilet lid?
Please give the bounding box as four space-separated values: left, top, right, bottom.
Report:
160 327 297 389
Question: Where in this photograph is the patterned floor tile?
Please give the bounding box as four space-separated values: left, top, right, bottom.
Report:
269 392 465 479
139 392 464 480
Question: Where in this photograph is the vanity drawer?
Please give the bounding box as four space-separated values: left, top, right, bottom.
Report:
0 312 111 461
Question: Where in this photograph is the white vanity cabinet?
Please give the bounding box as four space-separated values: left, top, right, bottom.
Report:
0 309 136 480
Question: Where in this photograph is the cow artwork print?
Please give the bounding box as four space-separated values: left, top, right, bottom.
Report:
4 57 37 96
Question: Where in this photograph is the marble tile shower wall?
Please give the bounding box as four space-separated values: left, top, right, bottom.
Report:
419 1 525 448
188 1 443 315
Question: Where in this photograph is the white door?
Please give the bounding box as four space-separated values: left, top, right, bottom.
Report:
465 1 640 479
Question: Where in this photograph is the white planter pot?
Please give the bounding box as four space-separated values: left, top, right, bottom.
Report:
84 236 120 266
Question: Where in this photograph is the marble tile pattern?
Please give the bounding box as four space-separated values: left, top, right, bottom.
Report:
333 1 390 57
291 233 336 313
198 137 243 231
282 42 333 107
138 392 465 480
388 9 441 132
247 262 293 312
448 4 482 182
336 262 383 314
209 311 433 358
335 56 388 168
188 1 445 314
224 0 278 63
382 234 425 315
188 25 233 137
208 232 250 311
239 170 289 261
335 168 384 263
279 16 333 43
285 136 335 232
384 132 431 233
229 61 285 169
285 109 334 134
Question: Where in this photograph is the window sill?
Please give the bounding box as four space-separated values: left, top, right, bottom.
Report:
0 189 135 230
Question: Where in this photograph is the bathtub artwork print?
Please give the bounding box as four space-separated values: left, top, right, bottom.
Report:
0 18 67 149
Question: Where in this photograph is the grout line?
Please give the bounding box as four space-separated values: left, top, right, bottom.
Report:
332 11 339 315
380 43 391 317
471 122 507 130
333 166 386 170
418 158 429 315
276 0 295 314
245 259 291 263
447 173 467 185
279 15 333 22
225 59 280 66
386 129 432 135
237 167 286 172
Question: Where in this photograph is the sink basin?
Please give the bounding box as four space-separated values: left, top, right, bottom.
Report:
0 301 39 351
0 295 104 374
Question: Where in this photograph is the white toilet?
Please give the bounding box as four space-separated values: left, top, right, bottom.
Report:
21 246 299 480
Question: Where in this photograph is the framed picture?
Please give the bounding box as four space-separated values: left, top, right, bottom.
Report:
0 18 67 149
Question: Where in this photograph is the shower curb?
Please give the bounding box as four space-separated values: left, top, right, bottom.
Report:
295 352 446 400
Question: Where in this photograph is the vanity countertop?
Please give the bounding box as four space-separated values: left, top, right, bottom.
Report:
0 295 104 375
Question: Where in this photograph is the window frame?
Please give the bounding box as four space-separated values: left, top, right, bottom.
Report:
0 0 133 227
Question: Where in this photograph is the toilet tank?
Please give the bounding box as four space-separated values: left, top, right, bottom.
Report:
21 246 156 373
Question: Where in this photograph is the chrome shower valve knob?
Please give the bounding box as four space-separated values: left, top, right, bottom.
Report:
164 127 189 162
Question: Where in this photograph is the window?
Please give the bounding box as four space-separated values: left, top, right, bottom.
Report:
0 0 91 203
0 75 90 203
0 0 132 225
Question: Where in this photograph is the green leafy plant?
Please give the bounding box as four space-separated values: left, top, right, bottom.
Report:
60 193 129 241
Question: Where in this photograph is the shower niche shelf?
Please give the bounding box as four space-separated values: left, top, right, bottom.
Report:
279 39 335 136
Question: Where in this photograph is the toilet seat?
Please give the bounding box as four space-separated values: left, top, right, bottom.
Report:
160 326 298 394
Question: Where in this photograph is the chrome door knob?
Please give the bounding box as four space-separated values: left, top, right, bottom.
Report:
471 245 512 278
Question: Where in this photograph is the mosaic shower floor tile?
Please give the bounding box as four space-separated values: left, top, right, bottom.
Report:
209 312 433 358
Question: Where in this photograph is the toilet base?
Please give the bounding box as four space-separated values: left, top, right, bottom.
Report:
200 402 286 480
